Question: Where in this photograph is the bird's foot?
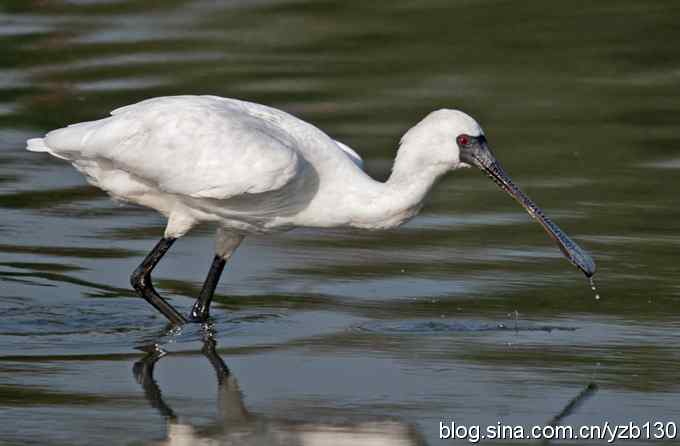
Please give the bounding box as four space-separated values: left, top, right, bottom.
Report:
188 303 210 323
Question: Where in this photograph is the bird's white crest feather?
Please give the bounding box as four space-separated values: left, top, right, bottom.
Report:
334 139 363 168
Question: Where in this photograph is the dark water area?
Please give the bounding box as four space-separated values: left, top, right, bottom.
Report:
1 1 680 444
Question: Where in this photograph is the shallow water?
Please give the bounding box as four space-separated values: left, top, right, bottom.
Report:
2 1 680 445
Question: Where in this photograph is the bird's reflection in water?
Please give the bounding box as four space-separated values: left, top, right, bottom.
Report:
133 331 426 446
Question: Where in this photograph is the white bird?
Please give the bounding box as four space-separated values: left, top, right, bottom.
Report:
27 95 595 325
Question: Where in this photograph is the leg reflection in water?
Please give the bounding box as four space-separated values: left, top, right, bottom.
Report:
133 332 426 446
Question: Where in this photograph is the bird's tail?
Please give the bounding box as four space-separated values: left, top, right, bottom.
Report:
26 137 69 160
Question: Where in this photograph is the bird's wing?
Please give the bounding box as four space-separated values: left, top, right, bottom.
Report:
42 96 303 200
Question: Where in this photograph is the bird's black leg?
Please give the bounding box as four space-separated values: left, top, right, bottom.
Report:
131 237 187 325
189 255 226 322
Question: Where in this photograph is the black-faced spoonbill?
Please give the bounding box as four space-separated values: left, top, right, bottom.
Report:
27 95 595 325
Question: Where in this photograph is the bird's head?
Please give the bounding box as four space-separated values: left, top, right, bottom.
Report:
399 109 484 170
399 109 596 278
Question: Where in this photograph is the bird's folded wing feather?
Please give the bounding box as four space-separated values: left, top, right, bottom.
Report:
43 97 303 200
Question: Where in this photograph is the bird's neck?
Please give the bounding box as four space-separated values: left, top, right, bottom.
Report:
348 149 449 229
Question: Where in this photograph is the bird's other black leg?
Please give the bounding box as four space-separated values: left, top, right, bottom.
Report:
188 230 243 323
131 237 187 325
189 255 226 322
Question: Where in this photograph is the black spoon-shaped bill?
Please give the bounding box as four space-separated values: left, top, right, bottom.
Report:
459 137 596 278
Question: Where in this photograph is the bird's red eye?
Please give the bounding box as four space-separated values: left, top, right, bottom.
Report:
457 135 470 146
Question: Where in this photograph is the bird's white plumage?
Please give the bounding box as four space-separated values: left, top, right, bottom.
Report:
27 96 479 236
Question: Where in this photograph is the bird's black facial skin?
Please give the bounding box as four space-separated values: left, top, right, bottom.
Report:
456 133 596 278
457 134 490 166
